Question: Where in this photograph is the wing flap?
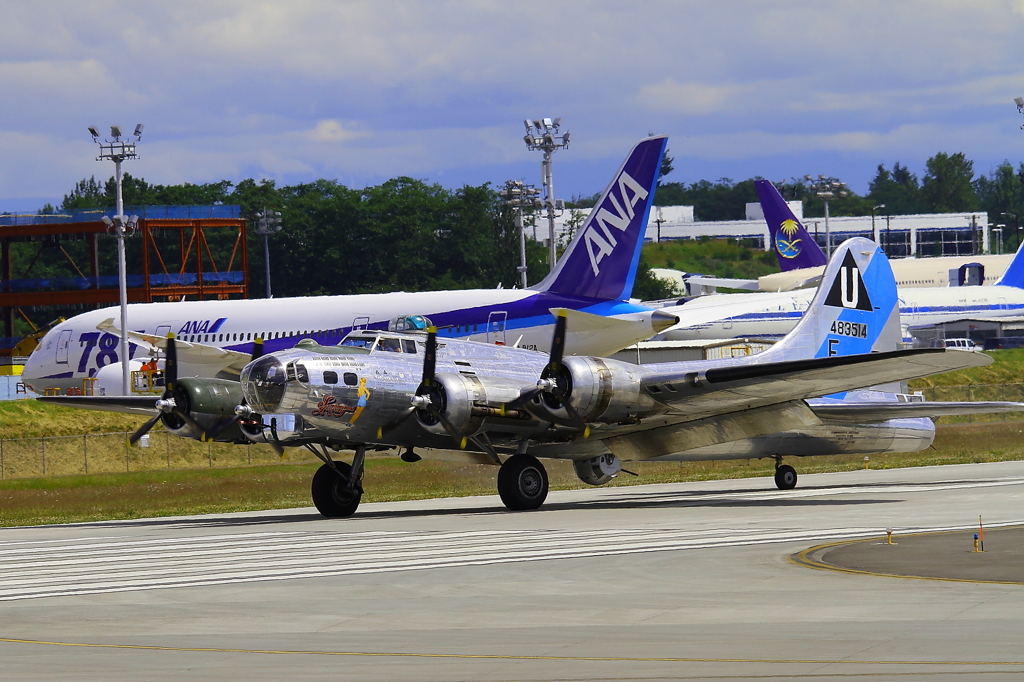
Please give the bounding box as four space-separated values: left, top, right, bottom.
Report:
605 400 819 461
641 349 990 422
37 395 158 416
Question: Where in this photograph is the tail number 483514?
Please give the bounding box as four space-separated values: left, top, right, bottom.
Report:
830 320 868 339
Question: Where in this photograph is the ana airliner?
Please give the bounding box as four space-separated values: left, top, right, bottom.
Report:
23 137 676 395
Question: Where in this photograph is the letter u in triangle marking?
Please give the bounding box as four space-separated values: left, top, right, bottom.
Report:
824 251 873 311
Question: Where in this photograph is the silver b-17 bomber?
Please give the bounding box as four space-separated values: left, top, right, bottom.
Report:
41 239 1018 518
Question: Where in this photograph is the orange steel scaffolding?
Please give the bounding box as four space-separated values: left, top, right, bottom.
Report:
1 218 248 340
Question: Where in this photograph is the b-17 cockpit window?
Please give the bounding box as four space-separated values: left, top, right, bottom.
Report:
402 340 417 354
323 370 338 384
285 362 310 383
379 337 402 352
343 372 358 386
241 355 287 413
341 336 376 349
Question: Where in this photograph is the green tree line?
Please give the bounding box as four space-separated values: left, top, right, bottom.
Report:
645 152 1024 224
7 174 672 336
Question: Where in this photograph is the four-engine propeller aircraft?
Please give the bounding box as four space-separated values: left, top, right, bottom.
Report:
23 136 676 395
42 238 1006 517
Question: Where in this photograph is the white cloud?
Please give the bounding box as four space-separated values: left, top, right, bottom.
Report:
636 80 739 115
303 120 368 144
4 0 1024 206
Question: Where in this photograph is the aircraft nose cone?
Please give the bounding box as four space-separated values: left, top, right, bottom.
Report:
651 310 680 334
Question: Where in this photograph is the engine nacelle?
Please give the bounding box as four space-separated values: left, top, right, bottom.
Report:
556 357 660 423
573 454 622 486
416 372 533 436
174 377 244 416
160 377 247 442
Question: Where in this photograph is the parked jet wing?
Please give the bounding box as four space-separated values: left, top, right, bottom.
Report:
98 318 252 376
811 400 1024 423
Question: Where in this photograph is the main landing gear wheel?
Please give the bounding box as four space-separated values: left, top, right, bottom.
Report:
774 464 797 490
497 454 549 511
311 461 362 517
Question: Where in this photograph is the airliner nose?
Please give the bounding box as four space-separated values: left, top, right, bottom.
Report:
651 310 680 334
20 351 42 392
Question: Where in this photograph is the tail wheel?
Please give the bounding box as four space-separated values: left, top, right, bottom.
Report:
311 462 361 518
497 454 549 511
774 464 797 490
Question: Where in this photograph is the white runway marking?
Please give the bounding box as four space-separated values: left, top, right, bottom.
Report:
2 517 1022 602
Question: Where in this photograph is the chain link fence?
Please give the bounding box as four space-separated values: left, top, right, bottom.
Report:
0 431 291 480
2 384 1023 480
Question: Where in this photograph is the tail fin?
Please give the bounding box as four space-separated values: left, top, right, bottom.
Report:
994 239 1024 288
765 237 901 361
531 136 666 300
755 179 827 271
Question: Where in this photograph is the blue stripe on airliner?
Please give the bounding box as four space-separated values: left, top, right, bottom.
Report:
219 292 652 356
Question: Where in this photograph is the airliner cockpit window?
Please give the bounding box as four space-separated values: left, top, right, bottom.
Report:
241 355 287 413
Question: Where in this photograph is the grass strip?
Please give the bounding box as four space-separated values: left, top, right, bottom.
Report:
2 421 1022 527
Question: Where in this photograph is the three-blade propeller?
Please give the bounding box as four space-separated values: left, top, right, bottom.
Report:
129 334 204 445
501 310 590 437
377 327 468 448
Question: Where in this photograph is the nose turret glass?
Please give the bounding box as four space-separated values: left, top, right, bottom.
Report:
241 356 287 412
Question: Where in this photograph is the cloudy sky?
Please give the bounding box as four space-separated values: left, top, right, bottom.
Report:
3 0 1024 212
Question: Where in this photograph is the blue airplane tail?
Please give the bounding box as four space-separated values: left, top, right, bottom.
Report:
766 237 901 360
531 136 667 301
994 239 1024 288
755 179 828 272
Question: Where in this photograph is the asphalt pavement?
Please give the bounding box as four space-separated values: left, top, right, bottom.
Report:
2 460 1024 681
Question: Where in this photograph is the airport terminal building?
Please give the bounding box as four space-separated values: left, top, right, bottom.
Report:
553 203 995 258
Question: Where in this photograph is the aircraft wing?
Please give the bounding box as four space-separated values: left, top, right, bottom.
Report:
907 314 1024 329
548 308 678 357
781 274 823 291
98 318 253 376
811 400 1024 423
637 348 989 423
37 394 159 417
682 276 760 291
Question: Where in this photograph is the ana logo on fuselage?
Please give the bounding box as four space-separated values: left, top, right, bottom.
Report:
582 171 649 276
178 318 227 336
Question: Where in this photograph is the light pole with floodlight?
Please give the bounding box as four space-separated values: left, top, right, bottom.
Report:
871 204 885 243
90 124 143 396
523 118 569 270
804 174 847 256
1001 212 1019 254
254 209 282 298
501 180 541 288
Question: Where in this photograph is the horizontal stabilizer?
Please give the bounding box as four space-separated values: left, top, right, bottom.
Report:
812 400 1024 423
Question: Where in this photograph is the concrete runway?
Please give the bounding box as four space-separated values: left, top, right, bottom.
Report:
2 461 1024 681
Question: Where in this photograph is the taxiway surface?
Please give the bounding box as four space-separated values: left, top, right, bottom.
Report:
2 461 1024 681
